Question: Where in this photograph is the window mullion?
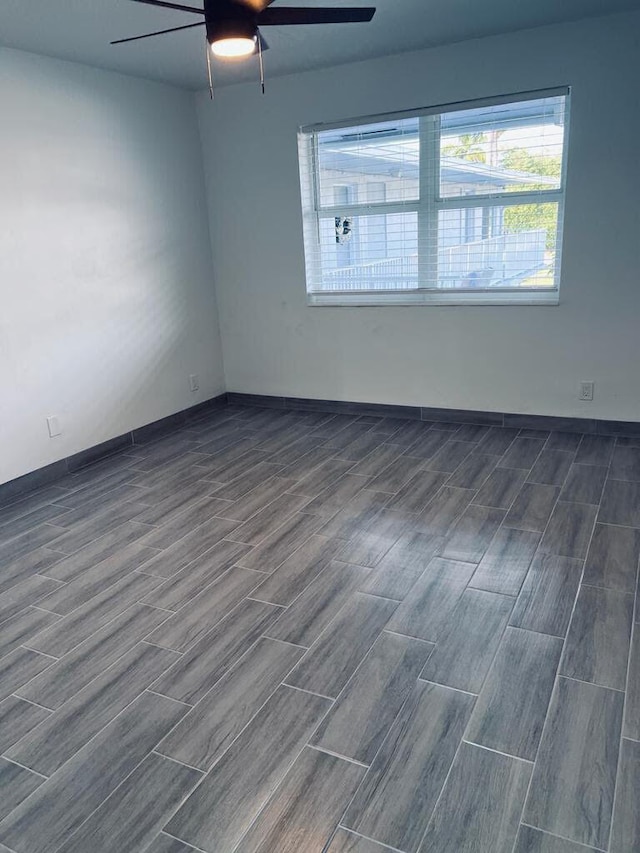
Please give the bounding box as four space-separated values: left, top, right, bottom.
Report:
418 114 440 290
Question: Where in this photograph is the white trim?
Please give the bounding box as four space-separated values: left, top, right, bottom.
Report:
307 288 560 307
300 86 571 134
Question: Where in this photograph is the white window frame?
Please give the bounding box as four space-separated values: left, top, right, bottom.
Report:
298 87 570 307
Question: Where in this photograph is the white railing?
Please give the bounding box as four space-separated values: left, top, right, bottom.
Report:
320 229 546 291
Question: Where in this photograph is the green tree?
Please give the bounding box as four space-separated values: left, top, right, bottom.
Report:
502 149 561 250
441 132 487 163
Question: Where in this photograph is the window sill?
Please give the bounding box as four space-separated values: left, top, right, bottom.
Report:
306 289 559 307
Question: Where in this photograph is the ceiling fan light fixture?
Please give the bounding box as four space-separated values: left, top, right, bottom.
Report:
210 36 256 58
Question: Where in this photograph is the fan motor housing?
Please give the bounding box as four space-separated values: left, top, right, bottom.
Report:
205 0 257 44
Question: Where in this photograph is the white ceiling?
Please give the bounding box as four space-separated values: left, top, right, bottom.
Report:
1 0 639 91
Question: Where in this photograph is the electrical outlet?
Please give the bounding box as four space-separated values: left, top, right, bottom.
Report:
189 374 199 392
579 381 594 402
47 416 61 437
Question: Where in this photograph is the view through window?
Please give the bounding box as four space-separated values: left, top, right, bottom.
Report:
298 89 569 304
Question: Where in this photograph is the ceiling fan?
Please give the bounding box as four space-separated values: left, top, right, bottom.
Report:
112 0 376 94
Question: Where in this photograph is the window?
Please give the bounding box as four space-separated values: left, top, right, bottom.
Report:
298 88 570 306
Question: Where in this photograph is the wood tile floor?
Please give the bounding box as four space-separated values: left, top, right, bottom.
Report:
0 404 639 853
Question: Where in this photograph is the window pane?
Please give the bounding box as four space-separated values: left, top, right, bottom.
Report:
439 96 566 199
316 118 419 208
316 212 418 291
437 202 559 289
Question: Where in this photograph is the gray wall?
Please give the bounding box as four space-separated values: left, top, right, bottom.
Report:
197 12 640 421
0 47 225 484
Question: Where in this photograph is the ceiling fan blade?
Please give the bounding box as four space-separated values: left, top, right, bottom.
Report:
258 6 375 25
111 21 206 45
128 0 204 14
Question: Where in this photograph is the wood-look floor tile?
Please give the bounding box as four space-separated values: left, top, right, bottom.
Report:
583 522 640 593
62 753 202 853
311 631 433 764
51 484 149 529
338 431 386 463
320 490 390 540
609 737 640 852
387 557 476 642
413 486 476 535
143 835 196 853
624 624 640 739
158 637 304 771
42 521 152 582
559 464 608 505
139 501 234 549
0 692 188 853
0 548 63 597
249 532 343 605
478 427 520 456
0 608 60 660
524 677 623 849
236 512 322 573
288 458 355 499
510 554 583 637
0 648 55 703
229 493 310 544
325 830 392 852
560 585 633 690
211 460 286 501
466 626 563 760
504 483 560 533
545 432 583 453
0 759 43 823
47 500 150 555
150 598 282 705
265 561 369 647
403 430 450 461
342 680 474 853
453 423 492 443
142 539 250 611
233 747 365 853
609 444 640 482
164 686 331 853
598 478 640 527
0 697 50 755
0 576 61 627
381 421 431 449
146 567 264 652
387 469 453 517
336 509 408 568
470 528 540 596
575 434 615 467
133 480 217 526
0 525 70 573
500 438 546 470
447 453 498 489
420 588 513 693
473 467 528 509
362 531 443 600
8 643 178 776
424 441 475 474
0 503 72 546
527 450 575 487
17 604 169 709
367 455 423 494
38 542 158 617
349 444 403 478
27 571 162 657
285 593 397 698
135 519 240 578
439 504 504 564
304 475 371 519
538 501 597 560
216 476 298 523
418 741 531 853
513 825 599 852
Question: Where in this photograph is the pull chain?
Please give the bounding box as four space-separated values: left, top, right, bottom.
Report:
257 30 265 94
206 41 214 100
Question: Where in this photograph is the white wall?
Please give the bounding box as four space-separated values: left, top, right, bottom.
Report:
197 12 640 421
0 47 225 484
